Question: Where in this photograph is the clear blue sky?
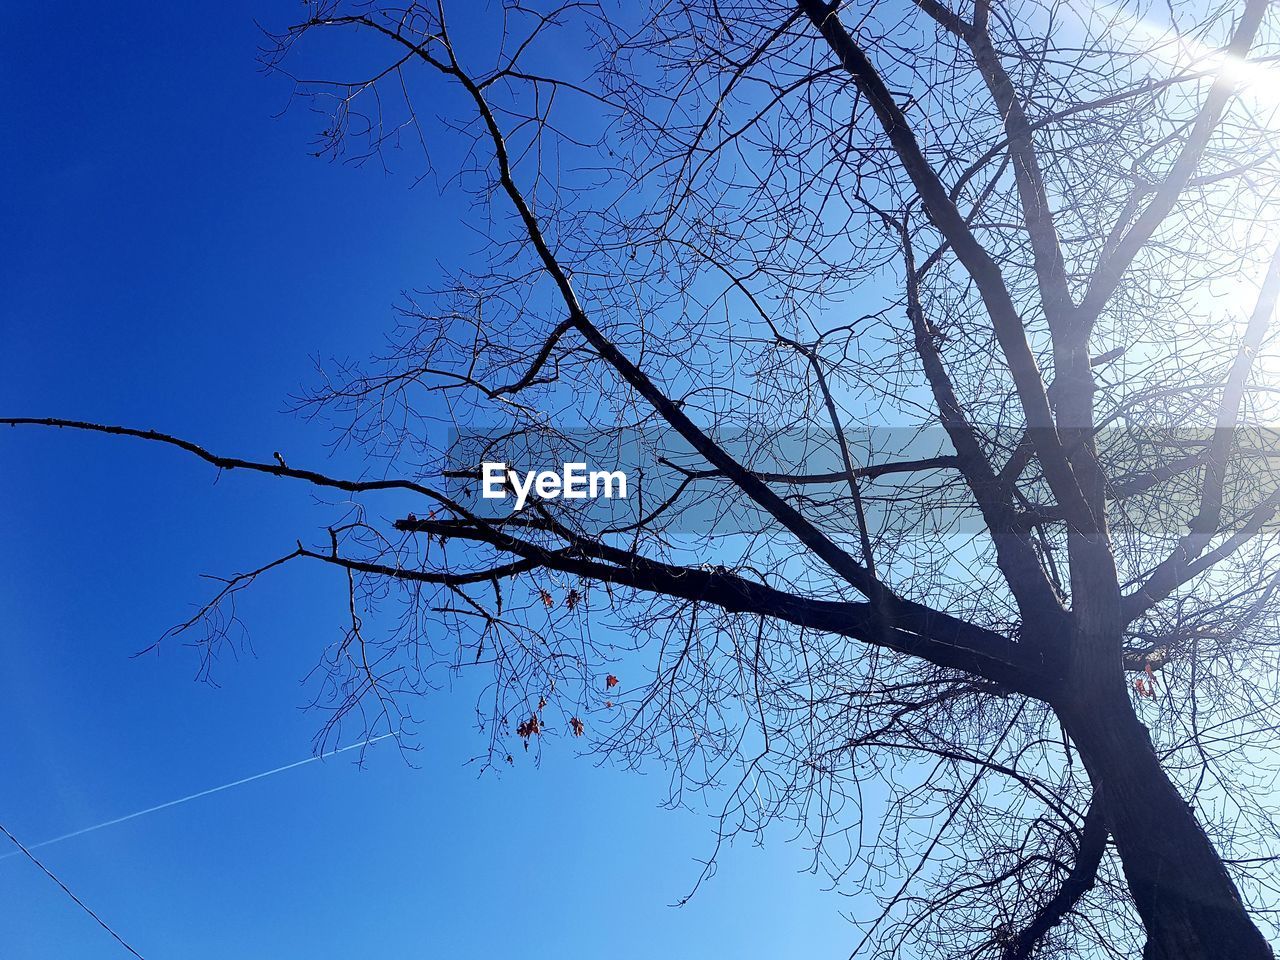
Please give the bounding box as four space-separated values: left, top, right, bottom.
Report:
0 4 860 957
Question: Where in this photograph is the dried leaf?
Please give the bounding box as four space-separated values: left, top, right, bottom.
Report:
517 714 542 740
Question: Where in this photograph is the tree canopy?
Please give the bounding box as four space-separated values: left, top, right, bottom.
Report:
12 1 1280 957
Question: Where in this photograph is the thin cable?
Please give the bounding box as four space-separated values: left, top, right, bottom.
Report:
0 731 398 860
0 820 146 958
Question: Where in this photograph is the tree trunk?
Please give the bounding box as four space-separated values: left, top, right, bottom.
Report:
1062 693 1273 959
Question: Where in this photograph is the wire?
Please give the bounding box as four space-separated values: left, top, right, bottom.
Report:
0 820 146 958
0 731 399 956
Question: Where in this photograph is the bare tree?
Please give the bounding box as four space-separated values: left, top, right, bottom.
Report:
14 1 1280 956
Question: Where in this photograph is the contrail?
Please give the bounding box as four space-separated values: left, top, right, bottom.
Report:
0 732 399 861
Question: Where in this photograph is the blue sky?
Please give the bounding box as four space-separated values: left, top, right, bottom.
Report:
0 4 859 957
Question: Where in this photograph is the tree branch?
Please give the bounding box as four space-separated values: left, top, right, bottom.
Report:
1004 800 1109 960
